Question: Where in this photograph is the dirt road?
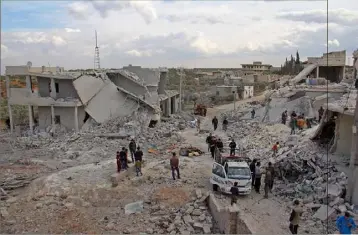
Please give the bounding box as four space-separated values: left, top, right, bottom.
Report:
179 95 290 234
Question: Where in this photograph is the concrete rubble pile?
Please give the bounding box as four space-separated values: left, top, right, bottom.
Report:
222 105 355 233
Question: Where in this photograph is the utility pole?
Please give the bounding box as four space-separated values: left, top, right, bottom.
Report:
233 90 236 110
347 49 358 203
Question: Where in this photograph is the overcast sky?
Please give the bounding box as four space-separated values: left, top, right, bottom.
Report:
1 0 358 72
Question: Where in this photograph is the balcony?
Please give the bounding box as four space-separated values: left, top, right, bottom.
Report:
8 88 82 107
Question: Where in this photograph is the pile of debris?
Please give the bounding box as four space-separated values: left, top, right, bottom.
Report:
179 146 204 157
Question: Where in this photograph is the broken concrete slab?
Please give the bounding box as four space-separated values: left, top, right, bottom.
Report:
313 205 335 221
124 201 144 215
327 184 342 197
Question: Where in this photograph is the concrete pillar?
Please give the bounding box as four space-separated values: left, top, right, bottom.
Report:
5 76 14 133
50 78 56 99
28 106 34 134
316 66 319 78
158 72 166 95
51 105 55 128
74 106 79 132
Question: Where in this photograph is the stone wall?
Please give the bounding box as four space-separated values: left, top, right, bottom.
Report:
206 193 252 234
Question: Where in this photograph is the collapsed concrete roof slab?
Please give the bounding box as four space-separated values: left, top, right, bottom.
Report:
73 74 158 123
291 64 318 85
123 65 159 86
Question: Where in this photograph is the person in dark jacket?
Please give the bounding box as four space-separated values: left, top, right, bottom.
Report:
212 116 218 131
267 162 275 192
249 159 257 186
251 109 255 119
116 151 121 173
281 110 288 125
119 147 127 170
129 139 136 163
229 139 237 155
254 162 262 193
216 139 224 152
170 152 180 180
134 147 143 176
222 118 228 131
210 142 216 159
230 182 239 205
206 133 213 152
318 106 324 122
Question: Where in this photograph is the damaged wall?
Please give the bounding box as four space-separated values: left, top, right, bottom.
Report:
38 106 86 131
107 73 147 98
335 114 354 156
38 77 79 99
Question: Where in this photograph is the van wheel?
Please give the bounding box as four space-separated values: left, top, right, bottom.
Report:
213 184 218 191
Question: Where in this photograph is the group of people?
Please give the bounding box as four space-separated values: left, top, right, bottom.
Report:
248 160 275 198
211 116 228 132
116 139 143 176
206 133 237 159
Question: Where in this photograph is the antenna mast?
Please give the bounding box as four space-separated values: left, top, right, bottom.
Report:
94 30 101 70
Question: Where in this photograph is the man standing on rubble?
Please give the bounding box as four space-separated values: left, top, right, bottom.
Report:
216 138 224 152
272 142 279 156
267 162 275 192
282 110 288 125
336 212 356 234
289 200 303 234
230 182 239 205
290 111 297 135
254 162 262 193
206 133 213 152
134 147 143 176
222 117 228 131
170 152 180 180
116 151 121 173
251 109 255 119
197 118 201 132
129 139 136 163
318 106 324 123
119 147 127 170
229 139 237 155
212 116 218 131
264 170 272 198
250 159 257 186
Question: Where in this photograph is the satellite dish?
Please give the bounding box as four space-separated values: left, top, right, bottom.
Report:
27 61 32 68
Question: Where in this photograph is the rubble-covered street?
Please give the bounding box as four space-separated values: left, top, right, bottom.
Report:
1 89 357 234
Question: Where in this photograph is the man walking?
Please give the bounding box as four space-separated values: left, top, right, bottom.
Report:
289 200 303 234
134 146 143 176
129 139 136 163
336 212 357 234
250 159 257 186
222 117 228 131
267 162 275 192
251 109 255 119
116 151 121 173
206 133 213 152
229 139 237 155
119 147 127 170
318 106 324 123
170 152 180 180
254 162 262 193
196 118 201 132
230 182 239 205
264 170 272 198
272 142 279 157
212 116 218 131
281 110 287 125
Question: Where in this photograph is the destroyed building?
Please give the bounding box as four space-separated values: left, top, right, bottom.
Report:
4 63 180 134
291 50 346 84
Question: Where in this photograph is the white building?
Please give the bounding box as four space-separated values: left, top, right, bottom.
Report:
243 86 254 99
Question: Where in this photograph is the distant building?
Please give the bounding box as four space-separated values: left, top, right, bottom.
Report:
241 61 273 75
243 86 254 99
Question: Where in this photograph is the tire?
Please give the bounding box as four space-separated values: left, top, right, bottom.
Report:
213 184 218 191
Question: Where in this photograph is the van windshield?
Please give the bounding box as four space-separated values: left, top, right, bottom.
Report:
227 167 251 179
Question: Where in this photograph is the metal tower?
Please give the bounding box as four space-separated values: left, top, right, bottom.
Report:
94 30 100 70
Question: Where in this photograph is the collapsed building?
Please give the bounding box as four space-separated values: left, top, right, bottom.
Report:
4 64 180 135
291 50 346 85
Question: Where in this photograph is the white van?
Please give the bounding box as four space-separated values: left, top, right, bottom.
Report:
210 159 252 195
